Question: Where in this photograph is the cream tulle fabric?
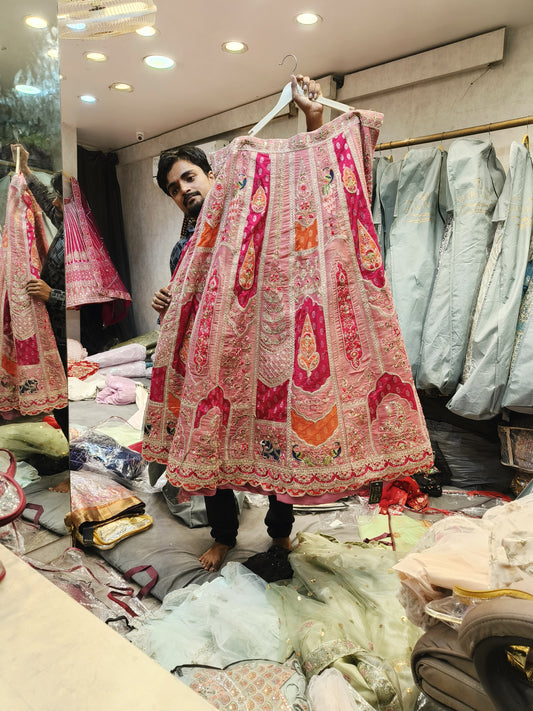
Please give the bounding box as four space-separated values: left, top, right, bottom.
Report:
268 532 421 711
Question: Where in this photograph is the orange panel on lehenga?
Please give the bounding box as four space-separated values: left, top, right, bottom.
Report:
291 405 338 446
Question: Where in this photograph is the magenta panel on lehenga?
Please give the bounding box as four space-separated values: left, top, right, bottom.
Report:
142 111 433 503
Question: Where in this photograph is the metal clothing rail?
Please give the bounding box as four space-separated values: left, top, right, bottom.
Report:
0 158 55 175
376 115 533 152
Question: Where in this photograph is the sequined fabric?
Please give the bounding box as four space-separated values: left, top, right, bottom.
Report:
142 111 433 503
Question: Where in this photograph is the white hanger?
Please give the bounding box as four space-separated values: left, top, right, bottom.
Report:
249 53 354 137
15 146 21 174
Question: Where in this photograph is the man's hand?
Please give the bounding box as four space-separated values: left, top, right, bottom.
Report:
10 144 31 175
26 279 52 302
152 286 171 318
291 74 323 132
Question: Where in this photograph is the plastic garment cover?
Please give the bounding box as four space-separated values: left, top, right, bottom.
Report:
24 546 149 633
268 533 422 711
377 160 401 274
448 142 533 419
371 155 393 258
502 220 533 412
86 342 146 368
417 139 505 394
386 148 448 378
69 430 146 480
393 493 533 629
126 562 284 670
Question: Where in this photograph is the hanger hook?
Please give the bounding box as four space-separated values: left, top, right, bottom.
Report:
279 53 298 76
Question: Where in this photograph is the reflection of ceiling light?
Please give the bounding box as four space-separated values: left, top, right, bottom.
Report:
222 41 248 54
136 25 157 36
143 55 175 69
25 16 48 29
15 84 41 95
295 12 321 25
110 82 134 92
85 52 107 62
80 95 97 103
47 47 59 59
66 22 87 31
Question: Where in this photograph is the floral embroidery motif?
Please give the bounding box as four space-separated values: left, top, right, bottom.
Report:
239 238 256 289
251 185 267 213
297 314 320 377
192 270 219 374
358 220 382 271
342 166 358 194
336 263 363 368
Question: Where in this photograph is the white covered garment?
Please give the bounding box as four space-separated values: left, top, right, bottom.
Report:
307 668 376 711
126 562 284 671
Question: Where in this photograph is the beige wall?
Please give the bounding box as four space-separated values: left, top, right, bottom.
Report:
116 24 533 336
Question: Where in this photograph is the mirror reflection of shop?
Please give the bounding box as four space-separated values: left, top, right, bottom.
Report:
0 2 69 559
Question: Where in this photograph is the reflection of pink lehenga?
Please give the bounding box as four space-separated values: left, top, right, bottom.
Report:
64 176 131 326
142 112 433 504
0 174 67 416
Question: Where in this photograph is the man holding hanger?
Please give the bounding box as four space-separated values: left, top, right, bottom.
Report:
150 75 323 577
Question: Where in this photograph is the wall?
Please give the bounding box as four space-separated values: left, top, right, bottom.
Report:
116 24 533 336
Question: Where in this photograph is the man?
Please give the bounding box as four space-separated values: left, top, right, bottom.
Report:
10 144 68 440
151 75 323 575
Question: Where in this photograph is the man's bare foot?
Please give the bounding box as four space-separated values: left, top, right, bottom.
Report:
272 536 292 551
199 542 232 572
49 480 70 493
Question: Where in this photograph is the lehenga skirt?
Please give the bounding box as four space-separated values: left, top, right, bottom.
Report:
0 174 67 416
142 110 433 503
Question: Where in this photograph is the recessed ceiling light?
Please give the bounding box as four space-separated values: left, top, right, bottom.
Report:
143 55 175 69
15 84 41 95
295 12 321 25
110 82 134 92
222 41 248 54
80 95 97 103
66 22 86 31
25 16 48 29
47 47 59 59
85 52 107 62
136 25 157 36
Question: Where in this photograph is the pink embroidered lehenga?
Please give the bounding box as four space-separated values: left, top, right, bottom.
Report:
0 174 67 416
142 111 433 503
64 176 131 326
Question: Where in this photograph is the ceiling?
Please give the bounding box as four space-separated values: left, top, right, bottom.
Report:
6 1 533 152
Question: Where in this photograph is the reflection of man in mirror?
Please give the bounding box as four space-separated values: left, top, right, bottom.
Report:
149 76 323 574
10 144 68 439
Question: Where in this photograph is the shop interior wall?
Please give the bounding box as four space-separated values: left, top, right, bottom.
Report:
115 23 533 337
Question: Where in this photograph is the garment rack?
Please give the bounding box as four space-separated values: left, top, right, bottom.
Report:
0 158 55 175
376 115 533 152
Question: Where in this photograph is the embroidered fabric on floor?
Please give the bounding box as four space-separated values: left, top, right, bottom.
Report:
142 111 433 503
64 176 131 326
0 173 67 416
174 658 310 711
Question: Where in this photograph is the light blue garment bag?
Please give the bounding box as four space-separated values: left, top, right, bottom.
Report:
371 155 393 258
448 142 533 419
377 159 401 274
386 147 448 378
417 139 505 394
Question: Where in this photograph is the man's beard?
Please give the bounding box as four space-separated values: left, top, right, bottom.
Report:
185 194 204 218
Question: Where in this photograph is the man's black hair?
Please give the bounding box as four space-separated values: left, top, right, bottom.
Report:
156 146 212 196
51 171 63 197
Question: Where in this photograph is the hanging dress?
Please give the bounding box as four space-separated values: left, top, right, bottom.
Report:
0 173 67 415
371 155 393 258
417 139 505 394
386 147 449 379
64 176 132 326
448 142 533 419
142 111 433 504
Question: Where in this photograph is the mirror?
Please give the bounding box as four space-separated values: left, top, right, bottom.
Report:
0 1 69 558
